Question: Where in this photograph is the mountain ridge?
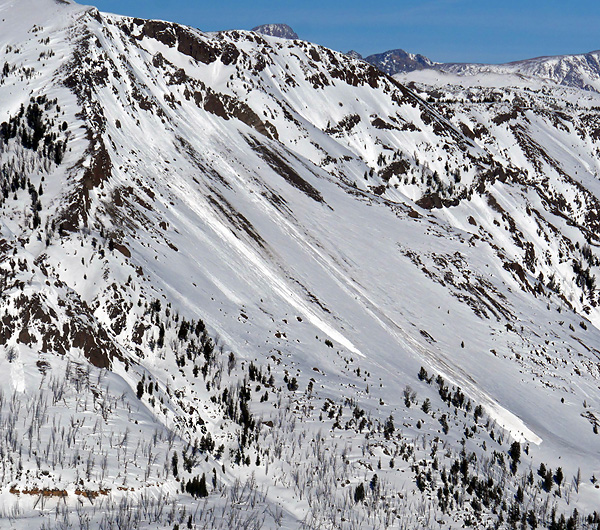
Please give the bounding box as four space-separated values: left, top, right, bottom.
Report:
357 45 600 91
434 49 600 91
236 19 600 92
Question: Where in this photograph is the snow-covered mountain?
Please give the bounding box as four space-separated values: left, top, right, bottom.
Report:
440 50 600 92
363 48 437 75
362 45 600 93
1 0 600 528
345 49 363 60
251 23 298 40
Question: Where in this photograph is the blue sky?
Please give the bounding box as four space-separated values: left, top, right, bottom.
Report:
90 0 600 63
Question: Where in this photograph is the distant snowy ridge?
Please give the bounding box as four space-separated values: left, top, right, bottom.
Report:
362 44 600 92
440 49 600 92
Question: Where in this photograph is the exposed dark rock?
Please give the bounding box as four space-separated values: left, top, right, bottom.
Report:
379 160 411 182
193 89 278 140
246 136 325 203
140 20 177 47
112 242 131 258
176 28 219 64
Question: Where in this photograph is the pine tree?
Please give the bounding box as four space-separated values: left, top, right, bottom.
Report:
157 323 165 348
370 473 379 493
538 462 546 477
543 469 553 492
509 441 520 473
354 483 365 503
421 398 431 413
172 452 179 478
198 473 208 497
555 467 564 486
383 415 395 439
516 485 524 503
136 380 144 399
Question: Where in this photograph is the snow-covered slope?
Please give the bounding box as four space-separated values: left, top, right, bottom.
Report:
1 0 600 528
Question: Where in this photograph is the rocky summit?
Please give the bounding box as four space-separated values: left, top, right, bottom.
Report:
251 23 298 40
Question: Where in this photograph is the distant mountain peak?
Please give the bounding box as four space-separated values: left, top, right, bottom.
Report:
346 50 363 60
364 48 437 75
251 23 298 40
